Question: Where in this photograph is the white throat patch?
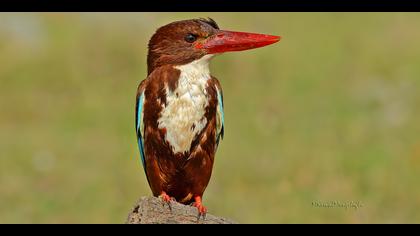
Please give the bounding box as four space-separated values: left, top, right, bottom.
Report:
157 55 213 154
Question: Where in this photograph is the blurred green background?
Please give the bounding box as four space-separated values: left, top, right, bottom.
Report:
1 13 420 223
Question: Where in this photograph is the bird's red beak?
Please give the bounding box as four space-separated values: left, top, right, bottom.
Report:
195 30 281 54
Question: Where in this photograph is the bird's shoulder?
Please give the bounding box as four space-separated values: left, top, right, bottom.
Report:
207 75 223 95
143 65 181 94
210 75 222 89
136 78 147 99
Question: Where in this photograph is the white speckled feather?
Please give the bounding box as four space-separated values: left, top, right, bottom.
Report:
157 55 214 154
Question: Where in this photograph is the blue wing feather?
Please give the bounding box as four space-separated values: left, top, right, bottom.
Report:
216 87 224 146
135 91 146 170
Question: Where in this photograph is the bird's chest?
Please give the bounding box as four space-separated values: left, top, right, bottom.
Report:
157 67 210 154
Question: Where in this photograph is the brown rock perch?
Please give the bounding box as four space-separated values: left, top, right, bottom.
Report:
126 196 236 224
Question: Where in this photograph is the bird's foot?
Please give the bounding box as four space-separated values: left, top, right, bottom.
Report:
192 196 207 222
159 192 173 211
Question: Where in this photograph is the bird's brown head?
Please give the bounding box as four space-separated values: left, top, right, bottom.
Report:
147 18 281 75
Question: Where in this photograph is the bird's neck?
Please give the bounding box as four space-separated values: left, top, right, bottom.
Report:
174 55 214 81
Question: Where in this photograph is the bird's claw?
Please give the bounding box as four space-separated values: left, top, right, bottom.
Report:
159 192 173 212
192 201 207 222
196 211 206 222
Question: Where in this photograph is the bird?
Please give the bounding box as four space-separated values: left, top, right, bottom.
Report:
135 18 280 219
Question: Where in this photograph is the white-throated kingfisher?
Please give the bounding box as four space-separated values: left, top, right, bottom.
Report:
135 18 280 219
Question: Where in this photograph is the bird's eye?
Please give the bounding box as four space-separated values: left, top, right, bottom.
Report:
185 34 197 43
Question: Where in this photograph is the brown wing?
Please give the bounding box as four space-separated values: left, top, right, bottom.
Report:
140 65 181 196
